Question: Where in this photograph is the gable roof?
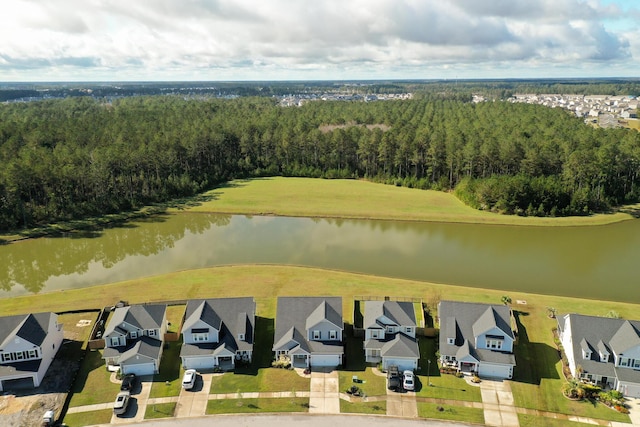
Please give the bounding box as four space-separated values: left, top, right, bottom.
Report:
438 300 515 366
363 301 416 330
560 314 640 378
104 304 166 336
0 313 54 348
273 297 343 355
183 300 222 332
380 333 419 359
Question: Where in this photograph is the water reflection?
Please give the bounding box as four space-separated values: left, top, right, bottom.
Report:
0 213 639 303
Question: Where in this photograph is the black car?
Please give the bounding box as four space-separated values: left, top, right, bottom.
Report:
386 365 401 391
120 373 137 391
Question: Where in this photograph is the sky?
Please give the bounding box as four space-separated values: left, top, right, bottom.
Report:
1 0 639 82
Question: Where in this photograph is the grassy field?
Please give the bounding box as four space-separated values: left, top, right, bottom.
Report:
417 402 485 424
340 400 387 414
62 409 113 427
68 350 121 407
176 177 636 226
144 402 177 419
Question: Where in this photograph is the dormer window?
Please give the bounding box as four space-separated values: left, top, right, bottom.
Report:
582 349 591 360
599 352 609 363
447 338 455 345
329 330 337 340
238 333 245 341
312 330 321 340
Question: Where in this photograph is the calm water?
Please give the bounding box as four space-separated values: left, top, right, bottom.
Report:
1 213 638 302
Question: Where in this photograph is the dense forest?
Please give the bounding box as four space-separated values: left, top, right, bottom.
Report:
1 95 640 231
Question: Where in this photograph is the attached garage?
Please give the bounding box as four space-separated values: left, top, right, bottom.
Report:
121 361 156 376
182 356 215 370
1 376 36 391
382 357 418 372
478 363 513 379
310 354 341 367
619 382 640 398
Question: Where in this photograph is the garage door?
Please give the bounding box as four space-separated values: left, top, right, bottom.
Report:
383 358 417 372
1 377 35 391
310 354 341 367
620 383 640 398
182 356 215 370
478 364 512 379
122 362 156 376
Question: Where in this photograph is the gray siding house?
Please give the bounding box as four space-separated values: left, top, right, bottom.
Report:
273 297 344 368
558 313 640 398
362 301 419 371
102 304 167 376
0 312 64 391
438 301 516 379
180 298 255 371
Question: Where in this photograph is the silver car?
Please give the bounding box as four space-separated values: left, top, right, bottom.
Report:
113 391 131 416
402 370 415 391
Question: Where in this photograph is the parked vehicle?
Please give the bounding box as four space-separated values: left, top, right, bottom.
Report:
182 369 197 390
387 365 401 391
42 410 55 427
113 391 131 416
120 373 137 391
403 370 415 391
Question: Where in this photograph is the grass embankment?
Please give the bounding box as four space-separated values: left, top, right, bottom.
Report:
176 177 637 226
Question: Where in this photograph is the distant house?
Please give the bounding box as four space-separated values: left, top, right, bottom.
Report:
102 304 167 376
180 298 255 371
273 297 344 368
0 312 64 391
557 314 640 398
438 301 516 379
362 301 420 371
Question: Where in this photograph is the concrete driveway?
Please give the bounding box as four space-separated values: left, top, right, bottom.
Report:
175 373 213 418
111 376 152 424
479 379 519 427
386 387 418 418
308 368 339 414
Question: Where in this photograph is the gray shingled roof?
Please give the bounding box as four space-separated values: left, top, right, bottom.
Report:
0 313 53 348
183 300 222 332
363 301 416 330
273 297 343 356
439 301 515 367
558 314 640 380
380 333 419 359
119 336 162 365
104 304 166 336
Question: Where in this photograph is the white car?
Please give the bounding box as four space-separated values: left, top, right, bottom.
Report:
403 370 415 391
182 369 197 390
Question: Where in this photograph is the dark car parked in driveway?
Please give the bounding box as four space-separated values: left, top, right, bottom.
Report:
120 373 137 392
387 365 401 391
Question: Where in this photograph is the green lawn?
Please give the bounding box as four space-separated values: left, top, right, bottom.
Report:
206 398 309 414
68 350 121 407
338 323 386 396
62 409 113 427
340 399 387 414
417 402 485 424
149 341 183 398
416 337 482 402
166 305 186 333
145 402 177 419
176 177 635 226
518 414 592 427
210 368 310 394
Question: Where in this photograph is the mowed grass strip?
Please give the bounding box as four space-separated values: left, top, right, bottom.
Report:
417 402 485 424
178 177 634 226
340 399 387 414
62 409 113 427
144 402 177 419
206 397 309 414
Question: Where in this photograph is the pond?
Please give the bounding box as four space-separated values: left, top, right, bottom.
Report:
1 213 638 303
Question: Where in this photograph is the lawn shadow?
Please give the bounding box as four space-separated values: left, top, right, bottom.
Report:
513 310 560 385
343 323 366 371
619 205 640 218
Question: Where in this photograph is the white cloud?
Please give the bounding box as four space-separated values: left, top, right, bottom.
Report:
0 0 637 80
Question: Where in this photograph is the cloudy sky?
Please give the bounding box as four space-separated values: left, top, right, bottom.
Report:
1 0 639 81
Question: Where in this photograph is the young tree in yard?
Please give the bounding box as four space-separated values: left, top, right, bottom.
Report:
501 296 512 306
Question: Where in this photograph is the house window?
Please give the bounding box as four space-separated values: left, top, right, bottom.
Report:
16 351 24 360
148 329 157 337
312 330 321 340
487 339 503 350
28 349 38 359
111 337 120 346
447 338 455 345
130 331 138 339
582 350 591 359
371 330 381 339
600 353 609 363
634 360 640 368
1 353 11 362
238 333 245 341
620 358 628 367
405 327 413 334
370 349 381 357
193 333 209 342
386 326 396 334
329 330 337 340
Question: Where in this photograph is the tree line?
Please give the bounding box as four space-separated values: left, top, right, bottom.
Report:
1 95 640 231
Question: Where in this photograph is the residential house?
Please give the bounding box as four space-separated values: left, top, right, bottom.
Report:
273 297 344 368
362 300 420 371
0 312 64 391
102 304 167 376
557 313 640 398
438 301 516 379
180 298 255 370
